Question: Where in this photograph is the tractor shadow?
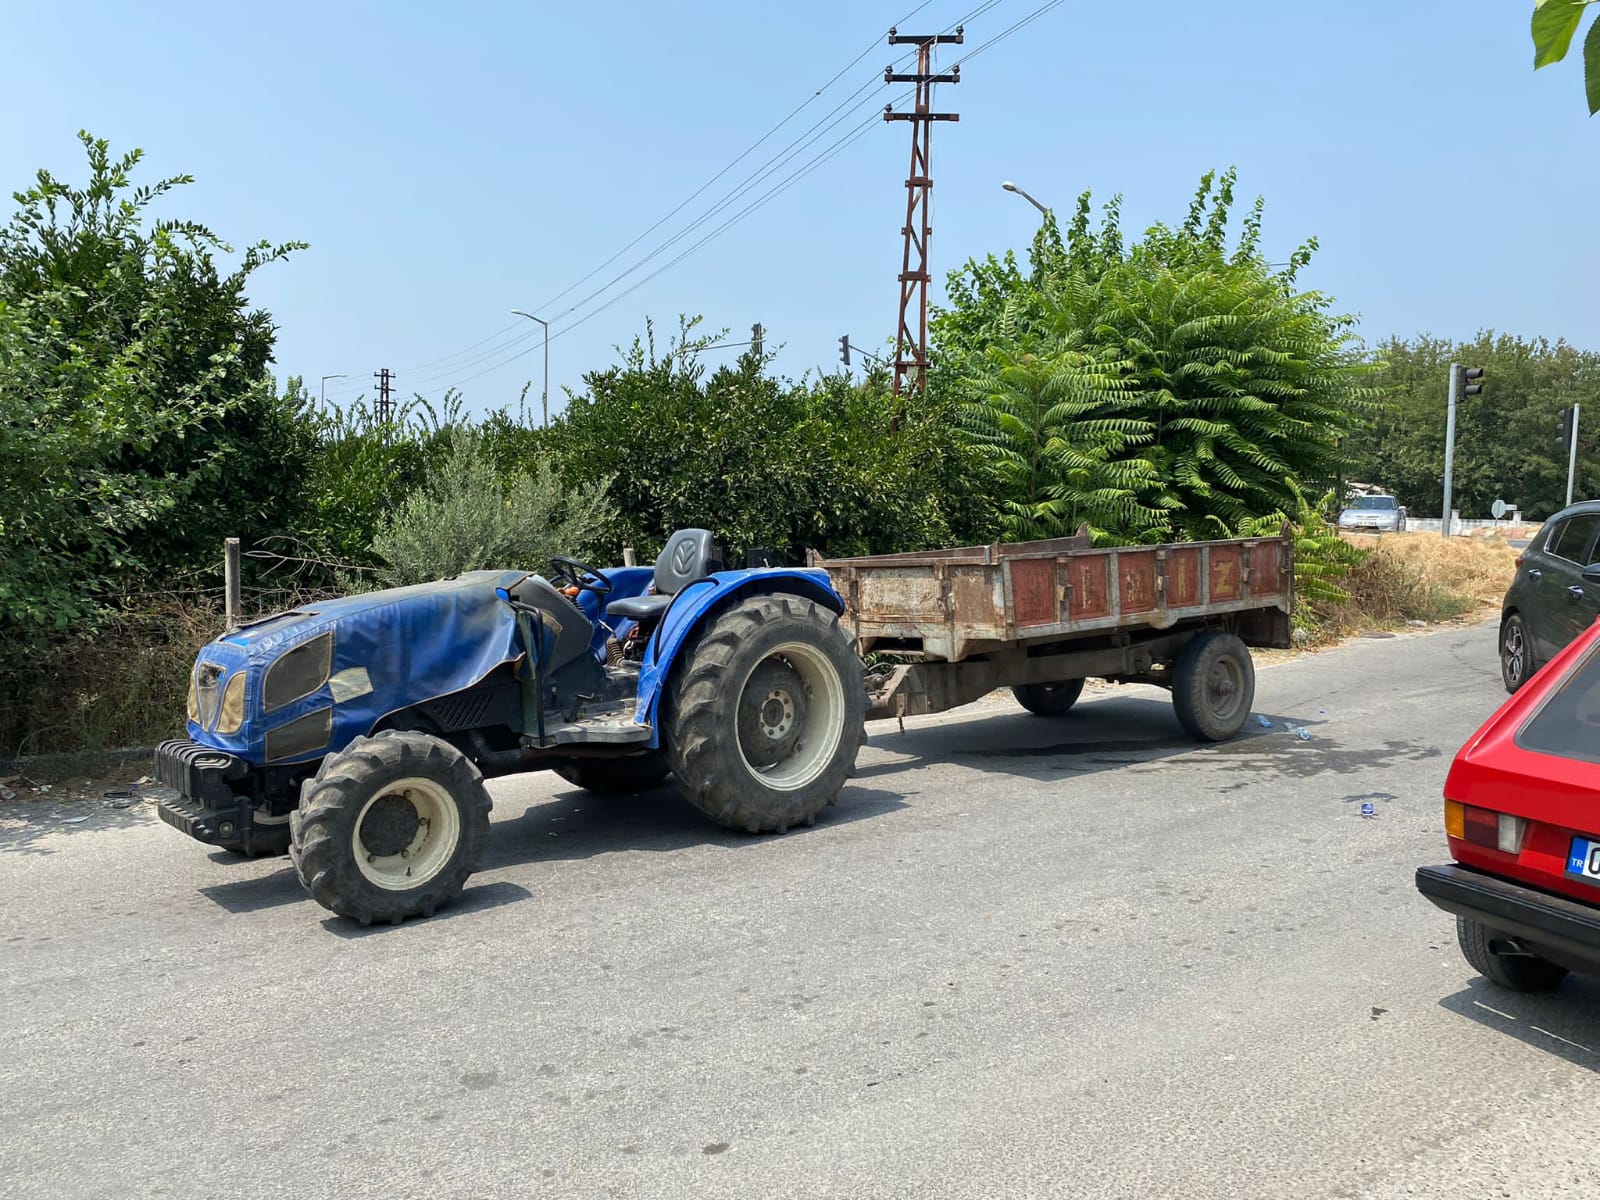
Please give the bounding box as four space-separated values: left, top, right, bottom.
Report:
483 782 909 871
1438 975 1600 1074
853 690 1435 784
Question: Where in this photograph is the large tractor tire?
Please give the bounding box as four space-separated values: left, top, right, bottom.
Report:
664 593 865 834
1012 679 1086 717
1171 630 1255 742
218 806 292 858
552 754 671 795
289 730 491 926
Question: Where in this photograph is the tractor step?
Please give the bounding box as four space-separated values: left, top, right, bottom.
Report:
532 702 653 747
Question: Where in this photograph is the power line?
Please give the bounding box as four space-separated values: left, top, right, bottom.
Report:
527 0 943 319
406 0 1062 399
412 104 897 397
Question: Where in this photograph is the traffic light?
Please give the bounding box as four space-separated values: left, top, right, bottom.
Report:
1560 406 1575 452
839 335 851 367
1457 365 1484 397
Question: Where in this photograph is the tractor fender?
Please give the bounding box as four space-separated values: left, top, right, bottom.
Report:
635 568 845 747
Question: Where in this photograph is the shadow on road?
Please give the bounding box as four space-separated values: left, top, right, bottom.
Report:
1439 976 1600 1073
484 783 909 871
0 801 156 856
856 693 1434 784
189 784 908 925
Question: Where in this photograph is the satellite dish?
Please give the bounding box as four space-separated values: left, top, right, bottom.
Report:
1491 499 1509 520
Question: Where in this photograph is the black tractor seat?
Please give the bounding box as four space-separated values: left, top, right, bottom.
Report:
606 529 724 623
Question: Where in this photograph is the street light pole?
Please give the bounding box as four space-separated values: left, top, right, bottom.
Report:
510 309 550 428
1001 180 1049 216
320 373 347 405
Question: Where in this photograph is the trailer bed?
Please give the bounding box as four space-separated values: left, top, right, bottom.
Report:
811 529 1295 662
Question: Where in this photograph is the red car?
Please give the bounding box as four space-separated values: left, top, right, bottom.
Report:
1417 617 1600 991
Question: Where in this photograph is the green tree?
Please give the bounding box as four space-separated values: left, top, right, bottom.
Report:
1532 0 1600 116
545 318 994 564
1345 333 1600 520
935 169 1378 543
0 132 305 632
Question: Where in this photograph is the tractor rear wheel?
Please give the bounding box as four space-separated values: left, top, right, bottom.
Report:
552 754 671 795
664 594 865 834
289 730 491 925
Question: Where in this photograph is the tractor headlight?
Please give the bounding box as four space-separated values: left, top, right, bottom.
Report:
264 632 334 712
216 672 248 735
186 668 200 724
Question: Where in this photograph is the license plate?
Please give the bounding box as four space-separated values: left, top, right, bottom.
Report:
1566 838 1600 884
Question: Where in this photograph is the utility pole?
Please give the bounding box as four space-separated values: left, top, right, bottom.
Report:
374 368 395 427
751 323 764 357
1441 362 1484 539
885 24 962 407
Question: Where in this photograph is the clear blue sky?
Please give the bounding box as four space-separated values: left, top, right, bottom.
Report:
4 0 1595 417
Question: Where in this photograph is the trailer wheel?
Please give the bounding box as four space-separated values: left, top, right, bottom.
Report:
1456 917 1568 992
1012 679 1086 717
664 594 865 834
552 754 671 795
1171 630 1254 742
289 730 491 926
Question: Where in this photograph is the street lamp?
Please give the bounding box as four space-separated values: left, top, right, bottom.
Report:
510 309 550 429
319 373 347 405
1001 180 1049 216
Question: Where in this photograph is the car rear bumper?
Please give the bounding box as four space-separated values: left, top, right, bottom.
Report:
153 739 254 846
1416 862 1600 972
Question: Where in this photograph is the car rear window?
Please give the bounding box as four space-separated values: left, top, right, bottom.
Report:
1548 514 1600 563
1518 640 1600 764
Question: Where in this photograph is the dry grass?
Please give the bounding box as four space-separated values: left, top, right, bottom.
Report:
1304 531 1519 643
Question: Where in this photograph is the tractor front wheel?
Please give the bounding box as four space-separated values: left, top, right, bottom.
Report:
289 731 491 926
664 594 865 834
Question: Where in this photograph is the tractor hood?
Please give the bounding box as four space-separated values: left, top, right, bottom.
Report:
185 571 529 766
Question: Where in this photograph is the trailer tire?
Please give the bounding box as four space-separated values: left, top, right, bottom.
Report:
664 593 865 834
1171 630 1254 742
1456 917 1568 992
552 754 671 795
1012 679 1086 717
289 730 491 926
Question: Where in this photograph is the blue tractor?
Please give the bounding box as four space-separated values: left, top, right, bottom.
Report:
156 530 866 925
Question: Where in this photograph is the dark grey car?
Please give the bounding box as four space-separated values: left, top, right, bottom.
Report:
1500 500 1600 692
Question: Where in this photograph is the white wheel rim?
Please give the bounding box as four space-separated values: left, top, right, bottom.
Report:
351 776 461 891
735 641 845 792
254 804 290 828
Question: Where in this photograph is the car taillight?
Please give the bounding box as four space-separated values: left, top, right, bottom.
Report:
1515 555 1525 568
1445 799 1527 854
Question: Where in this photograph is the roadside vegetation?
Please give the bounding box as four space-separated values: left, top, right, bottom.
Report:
0 136 1584 759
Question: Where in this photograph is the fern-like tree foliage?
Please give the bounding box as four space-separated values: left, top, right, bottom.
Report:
934 168 1380 543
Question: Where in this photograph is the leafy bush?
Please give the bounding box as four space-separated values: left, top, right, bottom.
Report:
545 318 995 564
0 133 306 636
369 434 610 587
1237 486 1368 633
935 169 1378 545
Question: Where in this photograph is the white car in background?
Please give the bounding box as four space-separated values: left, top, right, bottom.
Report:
1339 494 1408 532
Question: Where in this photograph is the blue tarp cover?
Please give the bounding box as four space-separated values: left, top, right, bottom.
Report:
187 570 529 766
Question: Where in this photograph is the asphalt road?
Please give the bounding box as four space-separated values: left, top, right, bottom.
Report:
5 619 1599 1200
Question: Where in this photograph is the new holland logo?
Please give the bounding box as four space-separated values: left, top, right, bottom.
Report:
672 539 697 575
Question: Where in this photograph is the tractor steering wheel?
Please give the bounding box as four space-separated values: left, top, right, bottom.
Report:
549 555 614 597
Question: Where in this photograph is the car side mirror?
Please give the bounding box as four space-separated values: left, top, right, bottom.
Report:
1584 564 1600 585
